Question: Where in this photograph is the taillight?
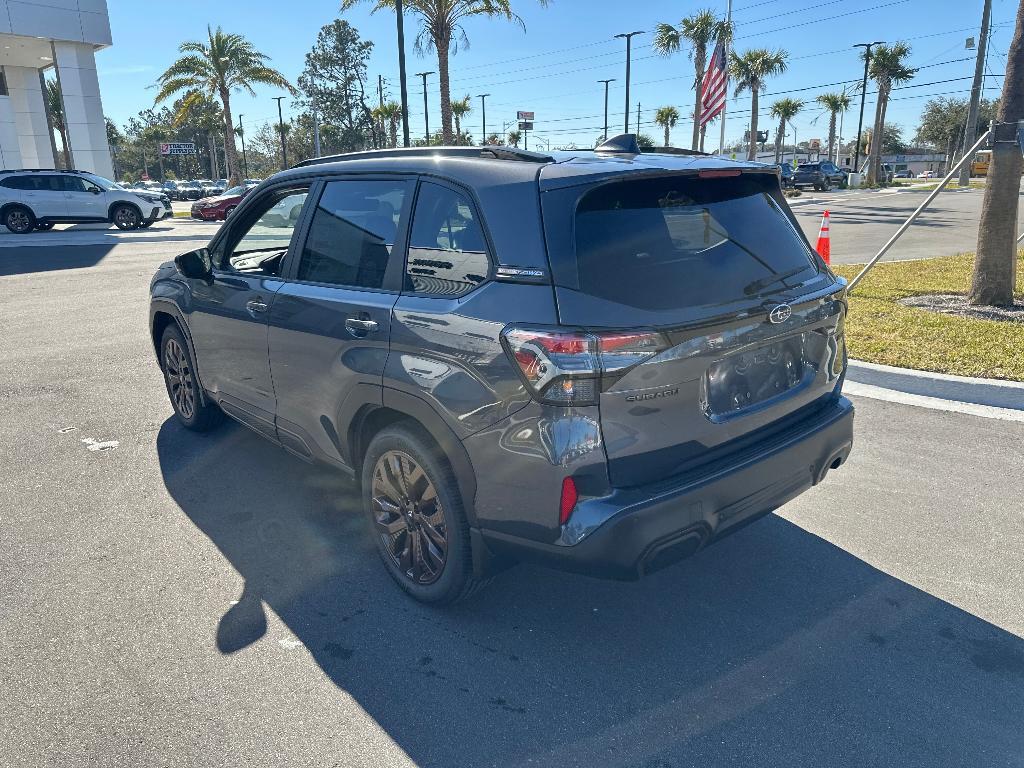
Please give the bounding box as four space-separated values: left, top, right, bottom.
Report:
501 326 668 405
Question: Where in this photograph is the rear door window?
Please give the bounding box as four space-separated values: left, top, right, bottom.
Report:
571 174 819 311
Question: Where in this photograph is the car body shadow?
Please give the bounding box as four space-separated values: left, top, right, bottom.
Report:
0 243 117 275
156 418 1024 767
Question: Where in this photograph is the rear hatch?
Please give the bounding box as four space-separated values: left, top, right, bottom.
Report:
539 167 847 487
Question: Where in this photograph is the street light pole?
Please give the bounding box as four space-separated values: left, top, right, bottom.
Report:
614 31 644 133
598 78 615 141
477 93 490 143
852 41 884 174
273 96 287 169
237 114 248 179
718 0 732 154
959 0 992 186
416 71 433 142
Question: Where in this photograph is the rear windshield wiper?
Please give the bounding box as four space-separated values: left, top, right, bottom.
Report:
743 266 810 296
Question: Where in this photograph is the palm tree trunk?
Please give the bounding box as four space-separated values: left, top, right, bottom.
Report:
970 0 1023 306
436 32 454 144
58 125 71 169
866 83 888 185
827 112 837 164
157 146 165 181
691 44 706 151
664 123 670 147
774 116 784 163
390 118 398 149
700 123 707 151
454 115 461 145
219 90 241 186
747 89 759 161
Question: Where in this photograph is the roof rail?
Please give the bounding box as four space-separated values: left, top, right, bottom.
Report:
0 167 89 174
292 145 554 168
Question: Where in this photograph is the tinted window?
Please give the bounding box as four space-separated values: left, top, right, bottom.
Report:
0 176 30 190
220 187 310 275
405 182 489 296
296 179 406 289
572 174 819 311
63 176 99 193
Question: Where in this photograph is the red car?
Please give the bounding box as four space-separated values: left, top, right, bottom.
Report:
190 184 257 221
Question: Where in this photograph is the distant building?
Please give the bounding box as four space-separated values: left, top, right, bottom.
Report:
839 151 947 176
0 0 114 177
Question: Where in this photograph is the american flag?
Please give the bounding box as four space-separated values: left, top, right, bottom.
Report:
700 41 728 127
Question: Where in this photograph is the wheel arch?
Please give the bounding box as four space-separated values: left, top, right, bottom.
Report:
350 392 478 526
150 300 210 408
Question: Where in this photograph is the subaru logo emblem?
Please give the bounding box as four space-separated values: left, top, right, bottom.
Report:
768 304 792 324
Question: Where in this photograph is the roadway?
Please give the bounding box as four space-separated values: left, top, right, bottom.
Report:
1 193 1022 766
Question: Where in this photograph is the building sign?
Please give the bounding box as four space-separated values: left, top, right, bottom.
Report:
516 111 534 121
160 142 197 156
809 138 821 150
518 121 534 131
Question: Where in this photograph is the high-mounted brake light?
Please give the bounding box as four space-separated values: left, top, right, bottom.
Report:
501 326 669 406
698 169 742 178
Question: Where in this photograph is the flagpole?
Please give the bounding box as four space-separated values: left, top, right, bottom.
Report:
718 0 732 154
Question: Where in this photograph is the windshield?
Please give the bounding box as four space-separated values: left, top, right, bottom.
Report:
223 185 246 196
571 173 819 311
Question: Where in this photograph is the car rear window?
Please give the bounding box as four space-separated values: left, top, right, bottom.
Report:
571 173 819 311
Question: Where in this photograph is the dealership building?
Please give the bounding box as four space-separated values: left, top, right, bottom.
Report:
0 0 113 177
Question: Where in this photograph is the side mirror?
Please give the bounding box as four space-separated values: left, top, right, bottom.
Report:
174 248 213 280
90 187 102 194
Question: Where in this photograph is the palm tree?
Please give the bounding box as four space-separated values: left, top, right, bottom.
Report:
769 98 803 163
155 26 295 185
654 106 680 147
484 133 501 145
342 1 547 145
729 48 788 161
815 91 851 163
374 101 403 148
451 94 472 145
970 0 1023 307
507 129 521 148
653 10 733 151
863 42 916 184
44 80 71 169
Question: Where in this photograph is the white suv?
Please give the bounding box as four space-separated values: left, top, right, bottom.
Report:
0 169 172 234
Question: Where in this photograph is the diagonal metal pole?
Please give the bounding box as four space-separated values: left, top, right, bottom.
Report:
849 127 992 292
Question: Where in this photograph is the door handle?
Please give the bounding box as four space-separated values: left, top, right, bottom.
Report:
345 317 379 334
246 299 268 316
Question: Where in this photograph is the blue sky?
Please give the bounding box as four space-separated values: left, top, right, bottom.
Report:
96 0 1014 150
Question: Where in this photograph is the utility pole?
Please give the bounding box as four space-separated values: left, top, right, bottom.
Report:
377 74 385 149
852 41 884 174
615 31 644 133
636 101 641 134
273 96 287 169
416 71 433 142
959 0 992 186
598 78 615 141
718 0 732 154
237 114 248 178
477 93 490 143
396 0 411 147
312 99 321 158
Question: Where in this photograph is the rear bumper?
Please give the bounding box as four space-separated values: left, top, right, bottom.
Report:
480 396 854 580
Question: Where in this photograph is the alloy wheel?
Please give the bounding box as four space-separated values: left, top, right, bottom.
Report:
163 338 195 419
371 450 447 585
7 210 31 233
115 206 139 229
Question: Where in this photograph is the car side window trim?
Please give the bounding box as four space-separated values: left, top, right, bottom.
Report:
282 173 416 295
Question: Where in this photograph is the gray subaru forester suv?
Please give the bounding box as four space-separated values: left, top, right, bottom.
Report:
150 136 854 604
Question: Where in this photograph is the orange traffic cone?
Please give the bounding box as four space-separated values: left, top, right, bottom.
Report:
816 210 831 264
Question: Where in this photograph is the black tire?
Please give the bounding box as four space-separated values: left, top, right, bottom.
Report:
4 206 35 234
160 324 223 432
224 206 236 219
111 203 141 230
138 220 155 228
362 424 487 604
35 221 55 231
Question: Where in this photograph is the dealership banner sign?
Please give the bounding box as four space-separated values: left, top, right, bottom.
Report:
160 142 197 156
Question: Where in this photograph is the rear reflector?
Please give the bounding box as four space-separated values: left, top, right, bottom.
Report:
559 477 578 525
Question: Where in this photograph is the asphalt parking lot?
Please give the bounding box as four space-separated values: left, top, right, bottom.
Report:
2 187 1023 767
